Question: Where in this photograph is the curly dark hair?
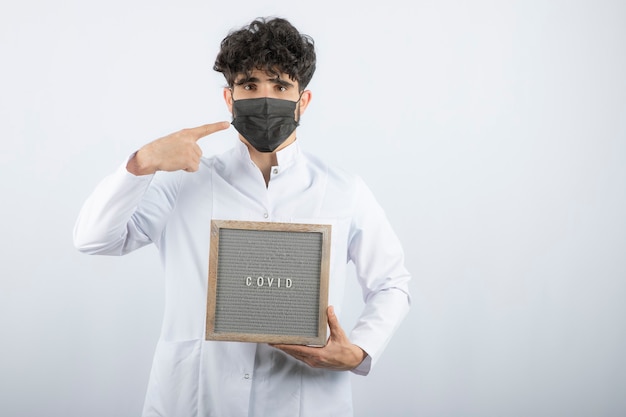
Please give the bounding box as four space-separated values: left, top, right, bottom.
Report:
213 17 316 91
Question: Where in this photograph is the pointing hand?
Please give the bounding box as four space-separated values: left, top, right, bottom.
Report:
127 121 230 176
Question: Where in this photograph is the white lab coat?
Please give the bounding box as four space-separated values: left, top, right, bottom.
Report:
74 141 411 416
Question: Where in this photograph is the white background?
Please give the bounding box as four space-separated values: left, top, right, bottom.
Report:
1 1 625 416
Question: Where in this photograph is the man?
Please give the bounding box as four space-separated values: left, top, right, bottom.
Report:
74 17 411 417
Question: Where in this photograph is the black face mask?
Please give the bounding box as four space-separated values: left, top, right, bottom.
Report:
231 97 299 153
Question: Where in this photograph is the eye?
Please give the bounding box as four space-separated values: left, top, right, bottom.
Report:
277 85 287 92
243 84 256 91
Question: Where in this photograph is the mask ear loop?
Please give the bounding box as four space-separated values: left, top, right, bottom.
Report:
228 88 238 120
294 90 305 124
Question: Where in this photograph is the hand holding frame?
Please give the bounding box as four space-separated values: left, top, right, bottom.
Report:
271 306 367 371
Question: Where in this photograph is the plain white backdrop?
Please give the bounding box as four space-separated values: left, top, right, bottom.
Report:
1 1 625 416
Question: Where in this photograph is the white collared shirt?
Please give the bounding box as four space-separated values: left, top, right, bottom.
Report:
74 140 411 417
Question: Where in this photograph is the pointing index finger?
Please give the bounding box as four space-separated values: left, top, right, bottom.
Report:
189 121 231 141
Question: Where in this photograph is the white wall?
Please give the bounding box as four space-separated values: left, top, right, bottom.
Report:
1 1 625 416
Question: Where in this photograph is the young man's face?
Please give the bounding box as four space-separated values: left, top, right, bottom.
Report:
223 68 312 152
223 68 311 117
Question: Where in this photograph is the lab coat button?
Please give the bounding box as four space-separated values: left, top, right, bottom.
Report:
244 373 250 379
263 213 269 219
272 168 279 175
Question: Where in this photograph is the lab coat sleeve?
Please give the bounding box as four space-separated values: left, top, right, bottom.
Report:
347 177 412 376
73 158 181 256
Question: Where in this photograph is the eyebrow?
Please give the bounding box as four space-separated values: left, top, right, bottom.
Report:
234 76 295 88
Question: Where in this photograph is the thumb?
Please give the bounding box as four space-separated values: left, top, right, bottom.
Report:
189 121 231 141
327 306 346 339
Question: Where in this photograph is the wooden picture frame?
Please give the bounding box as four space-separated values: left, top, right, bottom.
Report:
206 220 331 346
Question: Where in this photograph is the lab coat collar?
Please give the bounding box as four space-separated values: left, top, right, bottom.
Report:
235 139 301 169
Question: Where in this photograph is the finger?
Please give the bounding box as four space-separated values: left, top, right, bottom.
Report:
272 345 321 367
326 306 346 339
193 143 202 157
188 121 230 141
184 164 199 173
271 344 312 355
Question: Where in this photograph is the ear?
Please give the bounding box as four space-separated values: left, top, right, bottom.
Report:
223 88 233 114
298 90 312 115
